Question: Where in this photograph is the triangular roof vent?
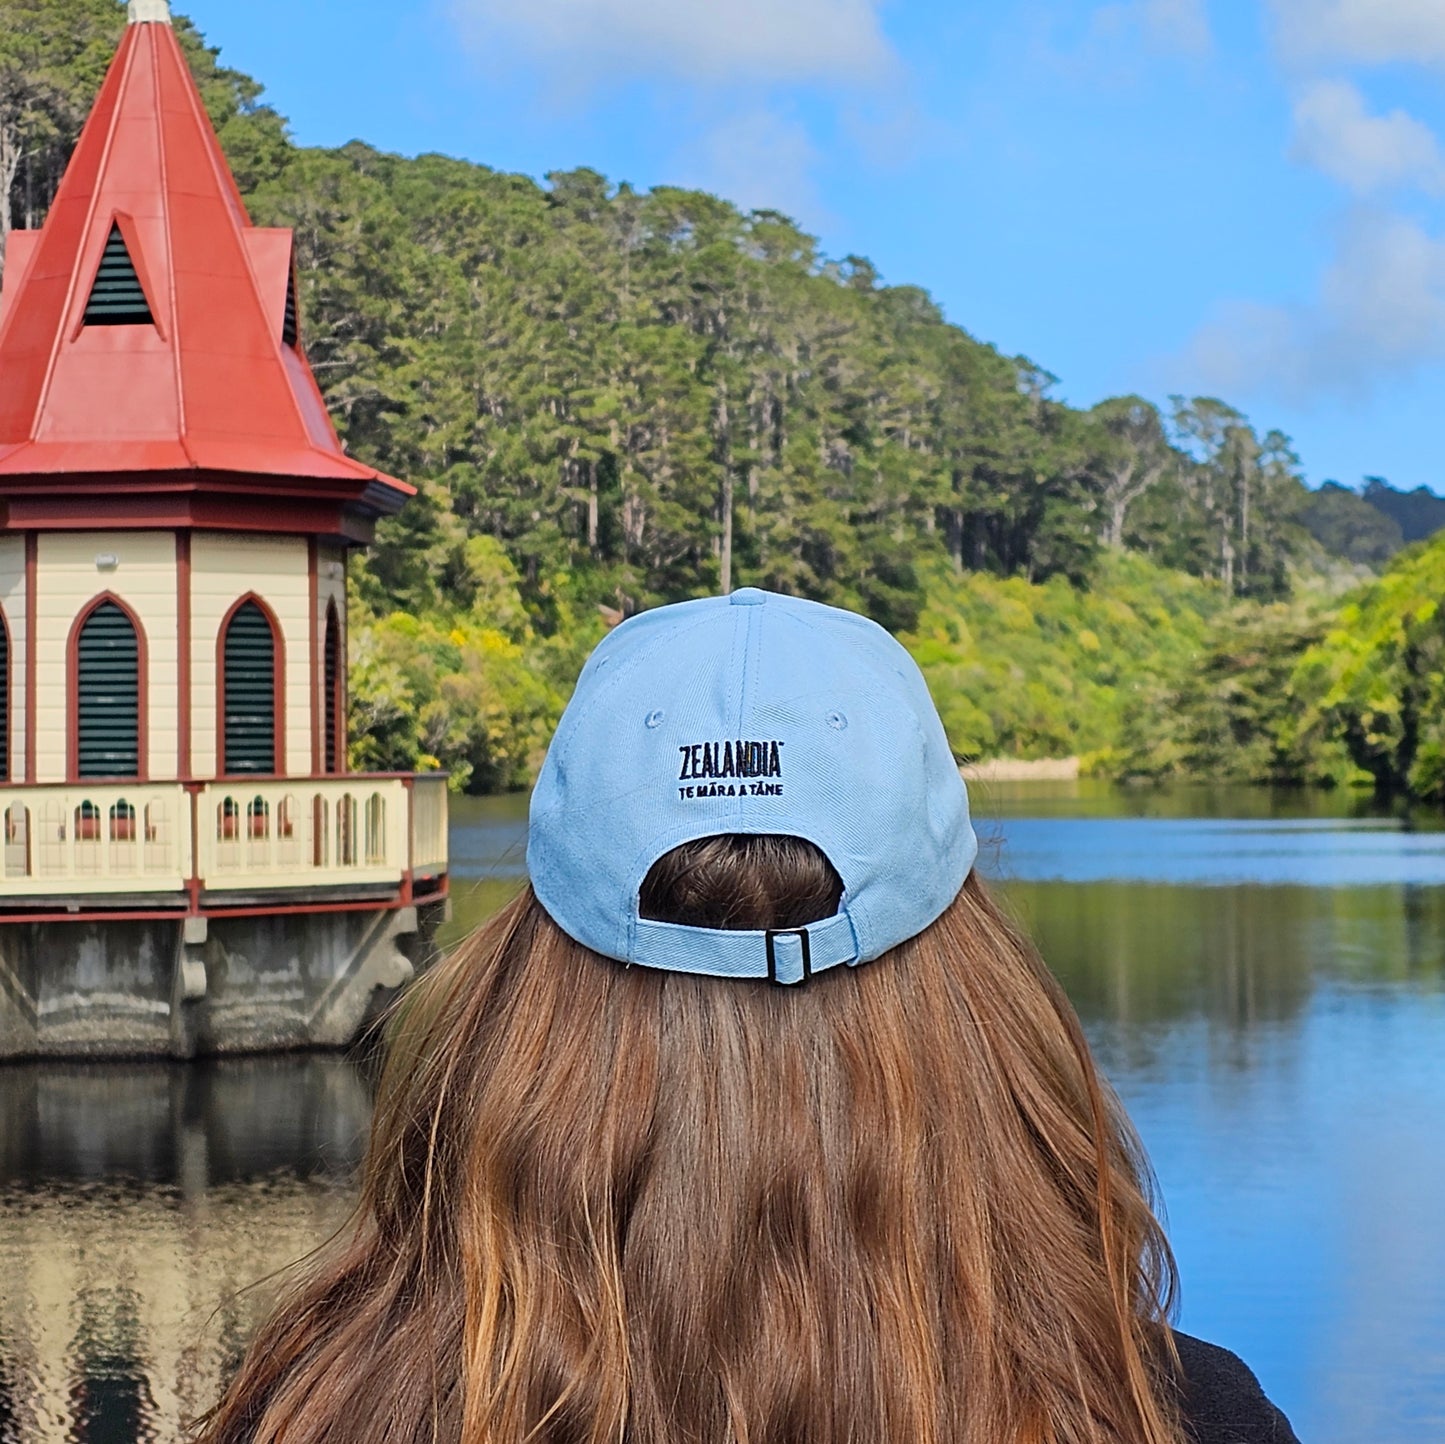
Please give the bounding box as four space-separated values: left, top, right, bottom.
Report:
84 224 154 326
282 269 299 348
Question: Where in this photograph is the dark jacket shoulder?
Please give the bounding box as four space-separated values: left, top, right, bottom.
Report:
1171 1330 1301 1444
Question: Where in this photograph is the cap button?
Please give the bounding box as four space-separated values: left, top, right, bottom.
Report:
730 588 768 607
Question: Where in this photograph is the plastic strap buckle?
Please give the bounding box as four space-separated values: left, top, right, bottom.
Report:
765 928 813 986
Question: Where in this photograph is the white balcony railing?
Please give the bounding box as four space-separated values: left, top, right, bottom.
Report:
0 775 447 905
200 778 410 892
2 785 191 896
411 773 449 878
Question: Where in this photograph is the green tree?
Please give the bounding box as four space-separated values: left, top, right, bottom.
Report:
1296 482 1404 568
0 0 124 259
12 4 1409 793
0 1 287 269
1361 477 1445 544
1089 396 1174 551
1290 538 1445 799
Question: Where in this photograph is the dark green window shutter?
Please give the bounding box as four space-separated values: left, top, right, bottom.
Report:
324 608 339 773
0 617 9 783
223 601 276 775
84 225 154 327
77 602 140 779
282 270 299 348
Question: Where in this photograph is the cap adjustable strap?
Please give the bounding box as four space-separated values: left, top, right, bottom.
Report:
629 910 862 986
766 928 810 985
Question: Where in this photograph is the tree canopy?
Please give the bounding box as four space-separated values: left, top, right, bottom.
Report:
3 0 1437 794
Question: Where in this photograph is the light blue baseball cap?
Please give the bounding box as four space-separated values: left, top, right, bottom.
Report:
527 588 978 986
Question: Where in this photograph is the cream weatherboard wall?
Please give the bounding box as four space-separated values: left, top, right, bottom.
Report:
23 531 333 783
190 533 312 780
34 533 180 783
0 537 26 782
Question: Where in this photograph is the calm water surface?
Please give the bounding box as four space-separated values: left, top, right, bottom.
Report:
5 783 1445 1441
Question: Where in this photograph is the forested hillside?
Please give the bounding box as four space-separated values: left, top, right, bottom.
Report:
1358 479 1445 546
234 135 1317 627
2 1 1435 793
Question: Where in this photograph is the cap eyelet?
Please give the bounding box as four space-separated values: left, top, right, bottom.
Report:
645 709 665 730
826 711 848 731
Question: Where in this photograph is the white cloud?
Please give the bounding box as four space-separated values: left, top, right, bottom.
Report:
1180 210 1445 400
447 0 896 85
1291 80 1445 196
1092 0 1213 57
1138 0 1213 55
1271 0 1445 68
673 107 827 224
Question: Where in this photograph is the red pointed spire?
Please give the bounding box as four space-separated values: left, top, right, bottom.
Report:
0 14 412 533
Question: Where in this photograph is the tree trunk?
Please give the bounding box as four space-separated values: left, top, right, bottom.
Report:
715 386 733 593
586 460 599 554
720 469 734 594
748 393 762 517
0 120 22 276
943 508 963 572
1106 493 1128 550
1239 472 1251 593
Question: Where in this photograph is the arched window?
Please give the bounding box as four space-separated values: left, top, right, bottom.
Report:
221 598 281 776
324 602 343 774
73 599 143 779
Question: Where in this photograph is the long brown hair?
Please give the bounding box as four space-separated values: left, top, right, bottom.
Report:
198 839 1182 1444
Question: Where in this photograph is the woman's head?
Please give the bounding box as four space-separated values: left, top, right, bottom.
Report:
199 592 1183 1444
202 842 1180 1444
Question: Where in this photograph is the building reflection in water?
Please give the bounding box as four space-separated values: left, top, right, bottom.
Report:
0 1057 372 1443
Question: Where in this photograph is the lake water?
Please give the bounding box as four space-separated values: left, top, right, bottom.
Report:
5 783 1445 1441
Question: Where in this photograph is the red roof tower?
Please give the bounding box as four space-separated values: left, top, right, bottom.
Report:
0 0 412 541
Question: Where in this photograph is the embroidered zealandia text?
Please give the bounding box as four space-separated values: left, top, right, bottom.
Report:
677 740 784 799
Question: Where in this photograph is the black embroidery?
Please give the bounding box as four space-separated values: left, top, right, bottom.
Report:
677 739 785 800
678 740 783 781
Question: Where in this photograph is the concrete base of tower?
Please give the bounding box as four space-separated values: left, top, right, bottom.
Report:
0 902 447 1060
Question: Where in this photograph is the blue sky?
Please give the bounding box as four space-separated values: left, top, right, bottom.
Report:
194 0 1445 493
